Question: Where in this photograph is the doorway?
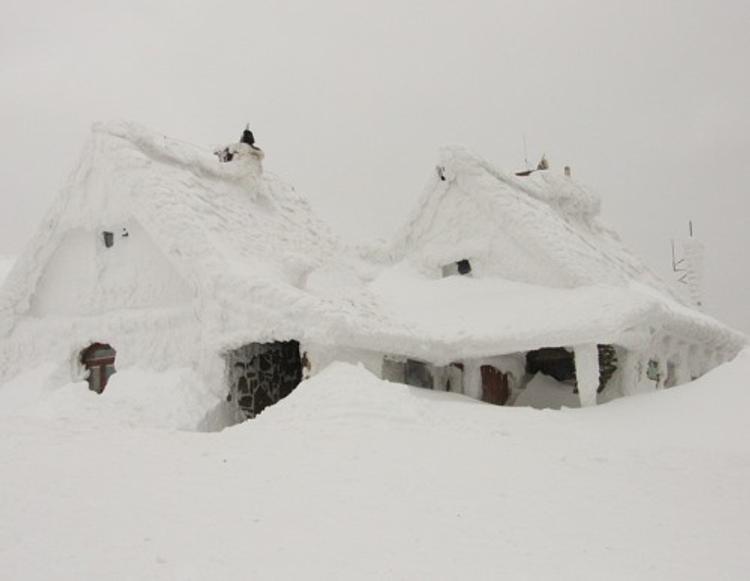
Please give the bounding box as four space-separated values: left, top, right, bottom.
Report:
481 365 510 405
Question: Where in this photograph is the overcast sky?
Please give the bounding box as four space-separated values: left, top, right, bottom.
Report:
1 0 748 330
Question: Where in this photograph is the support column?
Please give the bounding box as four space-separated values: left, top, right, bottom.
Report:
574 344 599 407
620 350 639 397
463 361 483 400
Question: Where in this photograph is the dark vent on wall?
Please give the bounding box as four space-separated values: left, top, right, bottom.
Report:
102 231 114 248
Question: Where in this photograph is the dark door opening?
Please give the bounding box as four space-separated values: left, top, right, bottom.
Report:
526 348 576 383
481 365 510 405
227 341 303 419
81 343 116 394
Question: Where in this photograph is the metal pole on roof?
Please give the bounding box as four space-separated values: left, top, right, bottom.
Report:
523 134 529 169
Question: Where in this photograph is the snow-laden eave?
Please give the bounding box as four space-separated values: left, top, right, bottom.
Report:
654 300 747 355
313 300 744 366
307 310 644 365
295 285 659 365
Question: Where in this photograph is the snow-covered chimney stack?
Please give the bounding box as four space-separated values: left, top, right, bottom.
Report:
672 221 705 310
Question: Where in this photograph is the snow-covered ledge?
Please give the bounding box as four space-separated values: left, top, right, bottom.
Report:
574 344 599 407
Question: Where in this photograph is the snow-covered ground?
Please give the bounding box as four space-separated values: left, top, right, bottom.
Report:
1 354 749 580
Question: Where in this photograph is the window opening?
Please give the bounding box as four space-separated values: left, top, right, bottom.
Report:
647 359 661 383
81 343 117 394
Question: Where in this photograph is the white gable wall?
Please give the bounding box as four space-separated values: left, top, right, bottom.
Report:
402 177 571 286
29 221 192 317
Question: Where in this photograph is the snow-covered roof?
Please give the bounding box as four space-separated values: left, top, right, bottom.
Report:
0 125 743 361
365 146 745 358
362 263 745 362
393 146 678 296
0 121 358 345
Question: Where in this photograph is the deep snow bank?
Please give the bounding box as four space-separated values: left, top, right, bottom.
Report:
0 365 226 431
1 355 749 579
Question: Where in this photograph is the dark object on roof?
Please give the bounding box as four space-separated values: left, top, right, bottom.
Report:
457 259 472 275
537 155 549 170
240 128 255 146
102 231 114 248
515 169 534 177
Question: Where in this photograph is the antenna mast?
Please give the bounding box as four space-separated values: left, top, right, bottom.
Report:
523 134 529 169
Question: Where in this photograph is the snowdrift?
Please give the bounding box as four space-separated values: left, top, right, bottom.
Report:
0 353 749 579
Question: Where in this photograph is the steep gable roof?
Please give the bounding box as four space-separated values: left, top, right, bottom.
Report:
393 146 678 298
0 128 743 361
0 122 346 342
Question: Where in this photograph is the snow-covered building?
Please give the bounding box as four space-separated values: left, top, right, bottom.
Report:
0 122 744 428
366 146 745 408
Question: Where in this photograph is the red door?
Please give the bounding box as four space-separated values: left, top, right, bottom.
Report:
481 365 510 405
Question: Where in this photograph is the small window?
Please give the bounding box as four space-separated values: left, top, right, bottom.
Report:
102 231 114 248
382 357 434 389
405 359 433 389
81 343 117 393
441 259 472 278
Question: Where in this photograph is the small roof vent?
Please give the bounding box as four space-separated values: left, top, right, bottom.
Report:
442 259 472 277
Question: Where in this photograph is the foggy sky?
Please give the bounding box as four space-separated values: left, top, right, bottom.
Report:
1 0 748 331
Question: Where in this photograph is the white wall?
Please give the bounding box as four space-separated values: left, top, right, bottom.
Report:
29 221 192 316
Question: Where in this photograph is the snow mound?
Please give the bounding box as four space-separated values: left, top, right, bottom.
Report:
0 365 224 431
3 355 750 578
248 361 489 429
514 372 579 409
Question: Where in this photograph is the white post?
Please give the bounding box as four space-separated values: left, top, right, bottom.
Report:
674 344 691 386
620 350 639 397
463 361 483 400
574 344 599 407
